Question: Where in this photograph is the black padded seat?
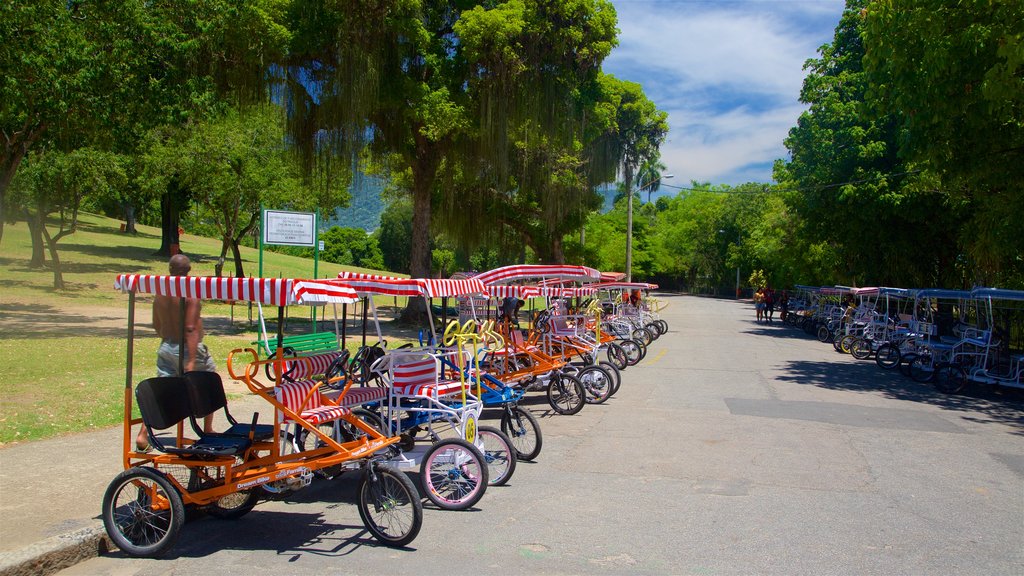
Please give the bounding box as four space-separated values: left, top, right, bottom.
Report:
136 377 252 459
184 371 274 442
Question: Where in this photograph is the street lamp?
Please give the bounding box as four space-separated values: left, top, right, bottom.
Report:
626 173 672 282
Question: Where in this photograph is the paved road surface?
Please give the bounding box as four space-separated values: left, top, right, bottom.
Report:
37 295 1024 574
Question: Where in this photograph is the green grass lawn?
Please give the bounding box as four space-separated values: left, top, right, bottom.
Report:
0 212 419 445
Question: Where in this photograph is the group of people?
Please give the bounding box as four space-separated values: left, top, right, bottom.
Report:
753 286 788 324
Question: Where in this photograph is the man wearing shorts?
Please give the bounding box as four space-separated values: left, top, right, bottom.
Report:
136 254 216 451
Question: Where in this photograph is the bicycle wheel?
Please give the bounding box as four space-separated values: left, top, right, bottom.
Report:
102 467 185 558
598 360 622 396
898 352 918 377
909 354 935 383
500 405 542 461
839 335 857 354
816 324 832 343
656 320 669 334
358 462 422 547
833 335 845 352
631 327 653 347
420 438 488 510
548 372 585 415
850 338 872 360
606 342 628 371
645 322 662 339
875 343 901 369
578 365 614 404
933 363 968 394
476 425 517 486
619 339 643 366
207 490 259 520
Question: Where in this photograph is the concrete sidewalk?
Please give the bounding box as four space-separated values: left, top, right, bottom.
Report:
0 389 274 576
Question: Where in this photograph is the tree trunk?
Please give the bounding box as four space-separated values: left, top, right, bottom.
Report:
156 180 185 256
123 201 137 234
215 237 231 277
1 121 45 247
39 219 64 289
25 209 45 267
399 138 440 326
551 235 565 264
231 211 260 279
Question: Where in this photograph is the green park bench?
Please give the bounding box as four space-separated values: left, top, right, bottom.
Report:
252 331 340 358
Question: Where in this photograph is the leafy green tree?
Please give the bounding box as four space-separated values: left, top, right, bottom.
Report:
777 0 960 287
863 0 1024 285
143 106 346 278
9 148 127 288
376 198 414 274
321 226 384 270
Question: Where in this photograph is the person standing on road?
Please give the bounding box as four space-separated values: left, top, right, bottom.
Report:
754 287 765 323
136 254 216 452
764 285 776 323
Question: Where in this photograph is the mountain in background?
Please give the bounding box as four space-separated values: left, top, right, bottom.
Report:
328 171 386 232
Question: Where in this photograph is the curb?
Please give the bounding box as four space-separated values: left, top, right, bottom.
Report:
0 525 110 576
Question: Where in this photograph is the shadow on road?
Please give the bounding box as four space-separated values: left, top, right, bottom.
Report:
775 357 1024 436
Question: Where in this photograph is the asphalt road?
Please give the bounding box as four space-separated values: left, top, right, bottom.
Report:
59 294 1024 575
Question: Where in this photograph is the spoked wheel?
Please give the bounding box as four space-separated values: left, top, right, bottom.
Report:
631 327 653 347
207 488 259 520
850 338 873 360
476 426 517 486
619 339 643 366
655 320 669 334
899 352 918 377
833 335 845 352
816 324 832 343
102 467 185 558
599 360 622 396
547 372 585 415
644 322 662 339
578 364 614 404
500 405 542 461
875 343 901 369
606 342 628 371
909 355 935 383
839 335 857 354
358 462 422 547
420 438 488 510
933 363 968 394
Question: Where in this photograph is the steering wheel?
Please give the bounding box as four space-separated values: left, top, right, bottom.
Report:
443 319 462 346
534 310 551 334
265 346 298 381
322 349 350 390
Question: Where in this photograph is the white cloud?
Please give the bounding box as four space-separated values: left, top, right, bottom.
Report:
604 0 845 184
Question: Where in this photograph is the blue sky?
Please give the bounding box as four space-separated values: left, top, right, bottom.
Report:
603 0 847 186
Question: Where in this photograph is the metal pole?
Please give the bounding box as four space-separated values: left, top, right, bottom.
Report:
625 187 634 283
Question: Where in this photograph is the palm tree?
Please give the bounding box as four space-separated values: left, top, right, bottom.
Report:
635 159 667 204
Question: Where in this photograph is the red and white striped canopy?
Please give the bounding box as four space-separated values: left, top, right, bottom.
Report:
335 272 487 298
486 284 597 299
472 264 600 285
590 281 659 291
114 275 359 305
600 271 627 282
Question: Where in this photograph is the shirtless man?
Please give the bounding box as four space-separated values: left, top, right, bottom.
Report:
136 254 216 451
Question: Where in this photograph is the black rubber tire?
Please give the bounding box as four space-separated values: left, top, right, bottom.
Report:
645 322 662 339
500 406 542 461
933 363 968 394
476 425 517 486
578 365 614 404
606 342 628 371
909 355 935 383
631 327 653 347
598 360 622 396
839 335 857 354
875 344 901 369
816 324 832 343
833 334 845 352
850 338 872 360
420 438 488 510
656 320 669 334
206 488 259 520
548 372 586 415
899 352 918 377
102 467 185 558
619 339 643 366
358 462 423 547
